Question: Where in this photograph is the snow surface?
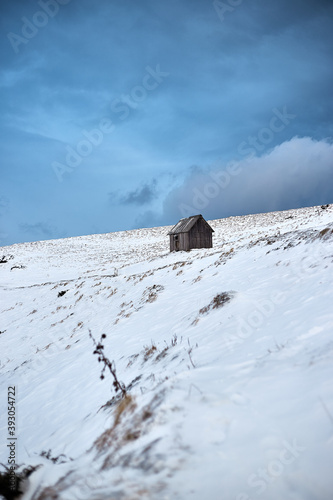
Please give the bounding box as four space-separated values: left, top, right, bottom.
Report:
1 205 333 500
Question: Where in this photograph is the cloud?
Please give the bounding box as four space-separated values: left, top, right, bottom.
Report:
19 222 58 239
140 137 333 225
110 180 158 206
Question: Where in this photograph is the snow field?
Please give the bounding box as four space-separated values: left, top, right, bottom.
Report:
0 204 333 499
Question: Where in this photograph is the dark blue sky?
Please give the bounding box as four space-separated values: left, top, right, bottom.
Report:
1 0 333 245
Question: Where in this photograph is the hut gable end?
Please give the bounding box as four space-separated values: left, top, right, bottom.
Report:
168 215 214 252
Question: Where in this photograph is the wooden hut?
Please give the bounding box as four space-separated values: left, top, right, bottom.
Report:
168 214 214 252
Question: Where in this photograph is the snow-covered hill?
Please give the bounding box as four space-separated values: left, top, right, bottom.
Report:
1 205 333 500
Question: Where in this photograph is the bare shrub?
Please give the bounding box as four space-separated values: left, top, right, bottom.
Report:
89 331 127 397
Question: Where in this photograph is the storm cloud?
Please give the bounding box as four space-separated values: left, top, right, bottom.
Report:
0 0 332 244
110 180 158 206
157 137 333 223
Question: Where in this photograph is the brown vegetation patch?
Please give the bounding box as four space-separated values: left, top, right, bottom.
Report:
94 395 137 453
141 284 164 304
199 292 234 316
143 344 157 362
318 227 333 240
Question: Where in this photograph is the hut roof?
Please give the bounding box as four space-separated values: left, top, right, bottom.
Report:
168 215 214 235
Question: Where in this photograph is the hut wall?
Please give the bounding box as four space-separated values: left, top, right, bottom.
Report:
169 232 190 251
169 235 175 252
181 232 190 251
188 219 212 249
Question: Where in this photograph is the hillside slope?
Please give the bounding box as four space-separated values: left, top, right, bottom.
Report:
1 205 333 500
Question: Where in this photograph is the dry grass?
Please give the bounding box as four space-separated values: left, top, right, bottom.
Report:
199 292 234 316
212 292 232 309
214 248 234 266
93 391 165 472
141 285 164 304
198 304 210 315
94 395 137 453
317 227 333 240
51 313 74 327
155 346 169 361
172 261 190 270
143 344 157 362
126 353 139 368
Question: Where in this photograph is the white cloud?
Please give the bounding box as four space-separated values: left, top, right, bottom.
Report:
160 137 333 221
